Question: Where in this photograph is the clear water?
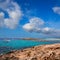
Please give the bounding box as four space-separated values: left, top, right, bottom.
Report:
0 40 59 54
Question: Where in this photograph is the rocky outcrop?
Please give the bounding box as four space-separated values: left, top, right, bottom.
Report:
0 43 60 60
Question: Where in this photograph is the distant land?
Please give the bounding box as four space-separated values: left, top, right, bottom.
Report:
0 38 60 42
0 38 39 40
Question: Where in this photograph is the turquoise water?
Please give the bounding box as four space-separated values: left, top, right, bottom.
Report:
0 40 59 54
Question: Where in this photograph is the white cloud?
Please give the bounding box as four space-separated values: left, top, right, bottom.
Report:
0 0 23 29
23 17 60 37
44 29 60 37
30 17 44 26
0 12 4 27
23 23 34 32
23 17 44 32
52 7 60 15
42 27 53 34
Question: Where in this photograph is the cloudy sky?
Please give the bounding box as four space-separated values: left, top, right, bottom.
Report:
0 0 60 38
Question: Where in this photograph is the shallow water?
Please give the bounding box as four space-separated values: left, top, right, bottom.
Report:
0 40 60 54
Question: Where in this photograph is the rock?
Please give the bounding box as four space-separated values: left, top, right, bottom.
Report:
0 43 60 60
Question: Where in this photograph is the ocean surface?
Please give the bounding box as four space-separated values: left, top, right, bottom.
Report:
0 40 60 54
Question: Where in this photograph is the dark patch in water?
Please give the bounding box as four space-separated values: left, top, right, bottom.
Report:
0 46 14 54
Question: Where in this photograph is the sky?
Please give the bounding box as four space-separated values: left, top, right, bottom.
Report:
0 0 60 38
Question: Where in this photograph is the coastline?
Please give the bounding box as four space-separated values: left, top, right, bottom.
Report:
0 43 60 60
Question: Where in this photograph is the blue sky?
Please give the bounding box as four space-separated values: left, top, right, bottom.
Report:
0 0 60 38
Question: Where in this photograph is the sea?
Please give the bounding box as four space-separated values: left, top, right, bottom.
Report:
0 39 60 54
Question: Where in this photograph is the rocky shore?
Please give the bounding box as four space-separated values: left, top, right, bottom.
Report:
0 43 60 60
